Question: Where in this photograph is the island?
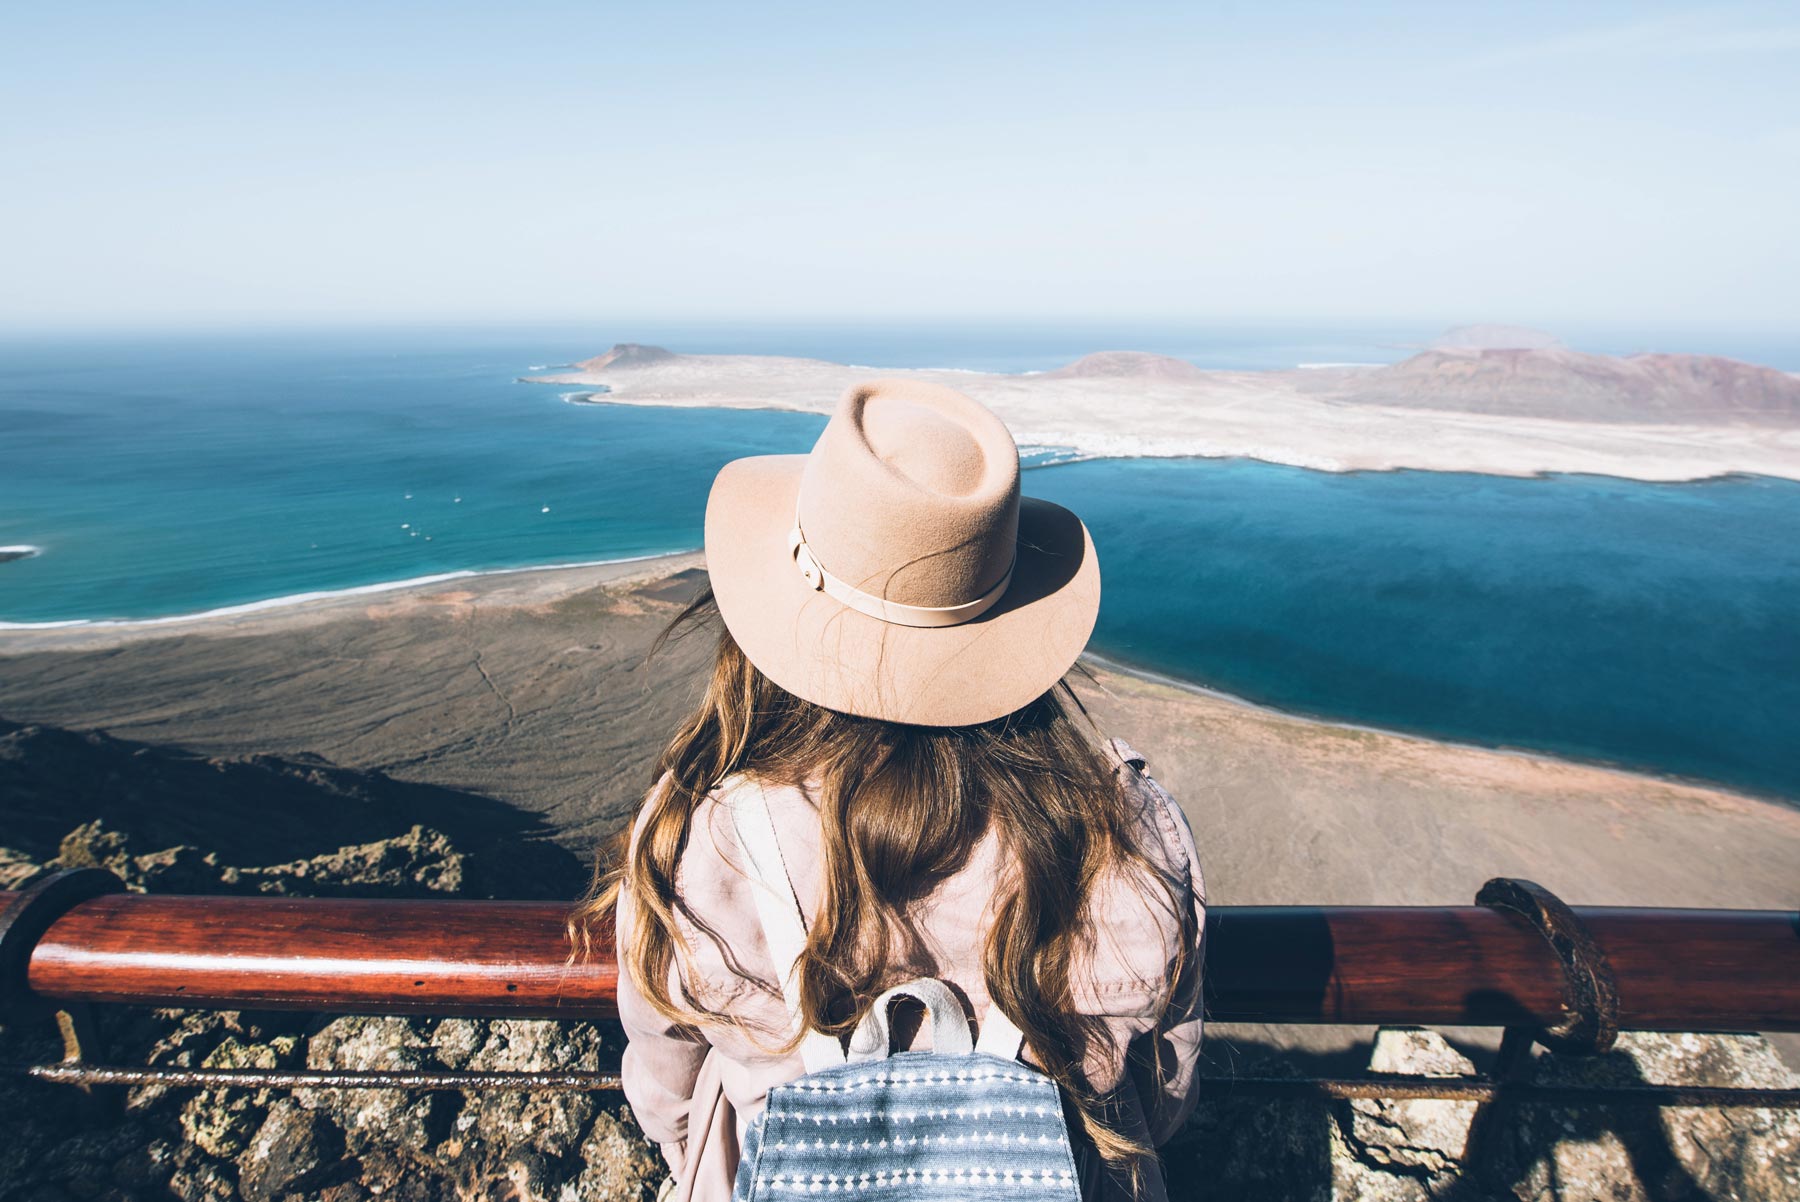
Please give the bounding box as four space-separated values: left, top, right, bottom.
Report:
532 328 1800 482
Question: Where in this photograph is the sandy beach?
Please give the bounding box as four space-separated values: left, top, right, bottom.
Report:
5 551 1798 1082
531 349 1800 483
5 553 1794 908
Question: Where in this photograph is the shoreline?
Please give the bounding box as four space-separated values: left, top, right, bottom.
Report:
1080 649 1796 810
0 552 693 634
5 447 1791 631
6 553 1789 811
3 543 1796 1078
3 549 1794 908
3 452 1787 631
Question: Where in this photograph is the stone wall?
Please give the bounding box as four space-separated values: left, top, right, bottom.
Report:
1 821 663 1202
2 1007 660 1202
5 810 1796 1201
1164 1027 1800 1201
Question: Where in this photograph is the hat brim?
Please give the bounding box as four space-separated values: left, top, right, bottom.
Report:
704 455 1100 727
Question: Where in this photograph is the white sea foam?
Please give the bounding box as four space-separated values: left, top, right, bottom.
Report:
0 545 43 559
527 364 549 371
0 552 682 631
1017 445 1094 469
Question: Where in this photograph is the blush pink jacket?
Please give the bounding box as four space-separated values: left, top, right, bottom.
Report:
614 739 1206 1202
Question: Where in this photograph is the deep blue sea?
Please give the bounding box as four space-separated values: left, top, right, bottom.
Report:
2 324 1797 801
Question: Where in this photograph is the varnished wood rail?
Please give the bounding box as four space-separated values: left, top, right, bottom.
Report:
2 881 1795 1033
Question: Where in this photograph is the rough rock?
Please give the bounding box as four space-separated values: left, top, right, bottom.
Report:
1378 1029 1797 1201
1499 1031 1800 1202
1335 1028 1480 1197
1161 1027 1800 1201
0 825 663 1202
1161 1051 1334 1201
166 1155 239 1202
299 1017 447 1157
226 823 468 895
46 818 469 899
0 847 36 890
182 1085 265 1161
3 994 662 1202
577 1109 669 1201
449 1018 607 1160
238 1099 340 1202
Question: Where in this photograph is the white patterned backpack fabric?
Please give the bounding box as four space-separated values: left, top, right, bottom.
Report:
728 779 1083 1201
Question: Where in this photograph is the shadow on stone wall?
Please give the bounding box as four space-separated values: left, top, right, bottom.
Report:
1166 1028 1799 1202
1162 1038 1349 1200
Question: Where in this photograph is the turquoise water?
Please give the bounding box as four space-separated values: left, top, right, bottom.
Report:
0 332 824 621
2 328 1797 800
1031 461 1800 801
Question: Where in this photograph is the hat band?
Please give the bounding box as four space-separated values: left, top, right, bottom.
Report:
787 521 1015 629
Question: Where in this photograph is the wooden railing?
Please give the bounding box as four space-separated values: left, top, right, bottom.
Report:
3 870 1797 1107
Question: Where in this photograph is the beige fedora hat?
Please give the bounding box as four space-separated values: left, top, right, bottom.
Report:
704 379 1100 727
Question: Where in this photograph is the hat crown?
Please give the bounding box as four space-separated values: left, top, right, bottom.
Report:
860 399 989 496
797 381 1021 610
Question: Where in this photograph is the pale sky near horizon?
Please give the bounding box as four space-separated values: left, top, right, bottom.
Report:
2 1 1797 333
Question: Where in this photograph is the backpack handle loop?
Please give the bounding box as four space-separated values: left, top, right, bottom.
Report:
847 979 975 1062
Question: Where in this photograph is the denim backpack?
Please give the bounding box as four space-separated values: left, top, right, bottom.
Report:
728 778 1083 1200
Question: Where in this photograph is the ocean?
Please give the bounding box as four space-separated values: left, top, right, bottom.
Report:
2 325 1797 801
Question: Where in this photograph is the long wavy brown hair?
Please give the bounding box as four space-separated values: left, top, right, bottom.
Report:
571 589 1190 1170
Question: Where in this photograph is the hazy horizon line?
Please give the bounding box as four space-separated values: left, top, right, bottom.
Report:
6 314 1799 340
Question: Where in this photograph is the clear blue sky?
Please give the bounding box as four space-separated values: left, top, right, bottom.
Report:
2 1 1796 331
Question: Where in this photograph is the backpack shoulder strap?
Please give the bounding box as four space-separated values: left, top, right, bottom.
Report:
726 775 845 1072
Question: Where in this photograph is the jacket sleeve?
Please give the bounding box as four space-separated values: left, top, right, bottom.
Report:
616 877 711 1174
614 787 713 1176
1110 740 1208 1146
1131 869 1205 1145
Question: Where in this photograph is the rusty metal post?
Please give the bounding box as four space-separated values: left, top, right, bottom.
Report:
54 1002 102 1066
53 1001 123 1116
